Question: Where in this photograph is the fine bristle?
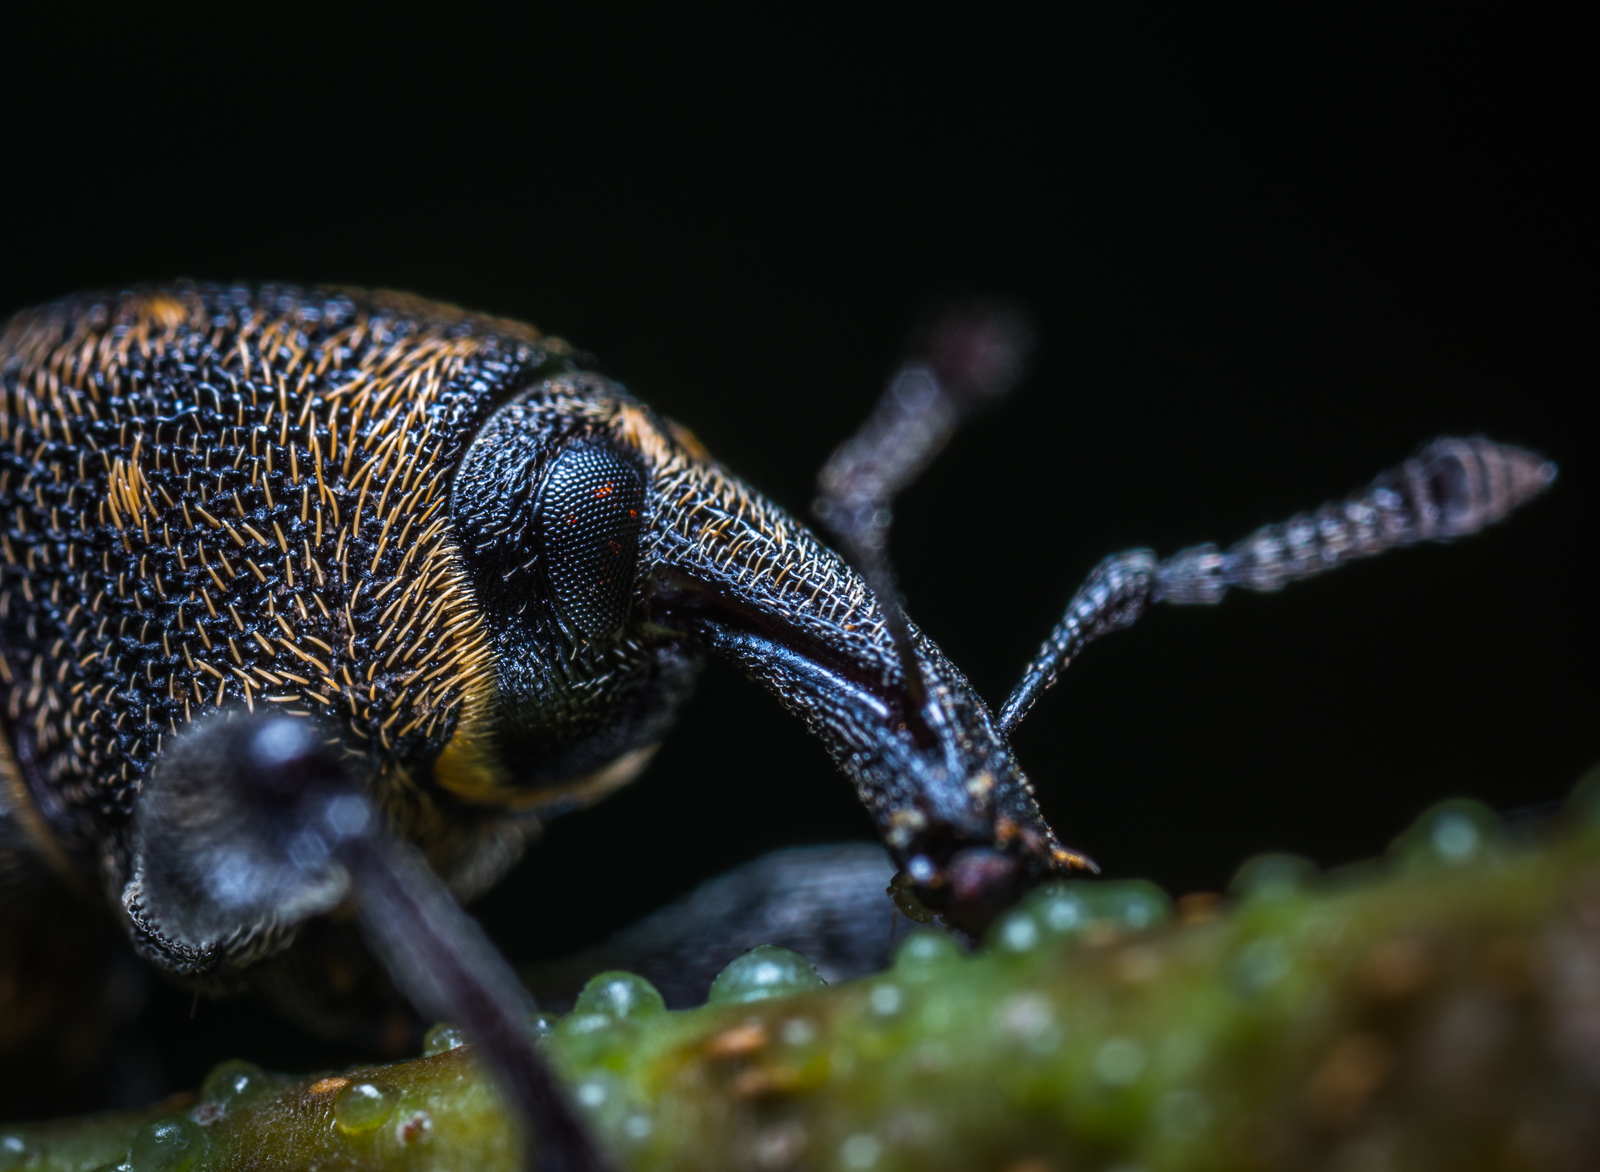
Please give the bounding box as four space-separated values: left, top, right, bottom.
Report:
0 284 572 882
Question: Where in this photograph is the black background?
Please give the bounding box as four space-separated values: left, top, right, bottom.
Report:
2 10 1593 1097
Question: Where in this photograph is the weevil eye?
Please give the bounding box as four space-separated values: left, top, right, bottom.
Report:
535 440 646 640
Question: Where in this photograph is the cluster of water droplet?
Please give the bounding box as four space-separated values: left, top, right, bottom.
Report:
8 779 1597 1171
100 1059 279 1171
986 878 1173 959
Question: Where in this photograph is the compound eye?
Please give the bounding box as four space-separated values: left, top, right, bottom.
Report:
535 440 646 641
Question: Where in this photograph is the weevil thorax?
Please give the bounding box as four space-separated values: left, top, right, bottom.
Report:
0 285 654 906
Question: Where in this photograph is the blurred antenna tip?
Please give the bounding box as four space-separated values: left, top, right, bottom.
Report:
913 301 1033 402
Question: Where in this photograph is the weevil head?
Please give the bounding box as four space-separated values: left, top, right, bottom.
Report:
450 372 1085 934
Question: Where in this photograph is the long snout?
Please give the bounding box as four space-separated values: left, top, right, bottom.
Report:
638 455 1085 932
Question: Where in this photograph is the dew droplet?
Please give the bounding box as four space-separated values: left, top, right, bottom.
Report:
127 1118 210 1172
1232 935 1293 995
422 1021 469 1056
0 1132 40 1171
996 992 1058 1053
1230 854 1318 903
707 945 826 1006
333 1080 396 1135
892 927 963 976
1434 813 1480 858
1021 880 1171 938
1024 883 1096 935
570 1072 635 1132
1393 799 1500 869
573 971 667 1020
199 1058 272 1112
557 1012 617 1039
1094 880 1172 931
990 908 1042 953
868 983 903 1016
525 1012 558 1041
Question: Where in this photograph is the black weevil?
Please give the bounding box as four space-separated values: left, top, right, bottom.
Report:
0 285 1554 1168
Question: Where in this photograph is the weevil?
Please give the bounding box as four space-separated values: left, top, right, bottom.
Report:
0 285 1554 1167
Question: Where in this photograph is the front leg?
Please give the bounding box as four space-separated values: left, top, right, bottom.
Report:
127 711 613 1172
1000 437 1555 733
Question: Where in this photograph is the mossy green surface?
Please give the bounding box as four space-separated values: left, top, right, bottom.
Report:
6 788 1599 1171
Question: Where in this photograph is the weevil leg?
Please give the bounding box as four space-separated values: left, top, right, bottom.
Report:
999 437 1557 734
523 844 933 1010
341 826 611 1171
127 712 613 1172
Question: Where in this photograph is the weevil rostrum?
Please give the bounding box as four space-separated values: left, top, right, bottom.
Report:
0 285 1554 1165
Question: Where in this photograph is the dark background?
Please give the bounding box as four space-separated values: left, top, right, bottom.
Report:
2 10 1593 1101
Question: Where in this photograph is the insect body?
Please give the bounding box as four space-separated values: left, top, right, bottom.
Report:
0 284 1554 1165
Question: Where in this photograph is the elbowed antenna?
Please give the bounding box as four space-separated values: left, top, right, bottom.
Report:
814 305 1033 710
999 437 1558 734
